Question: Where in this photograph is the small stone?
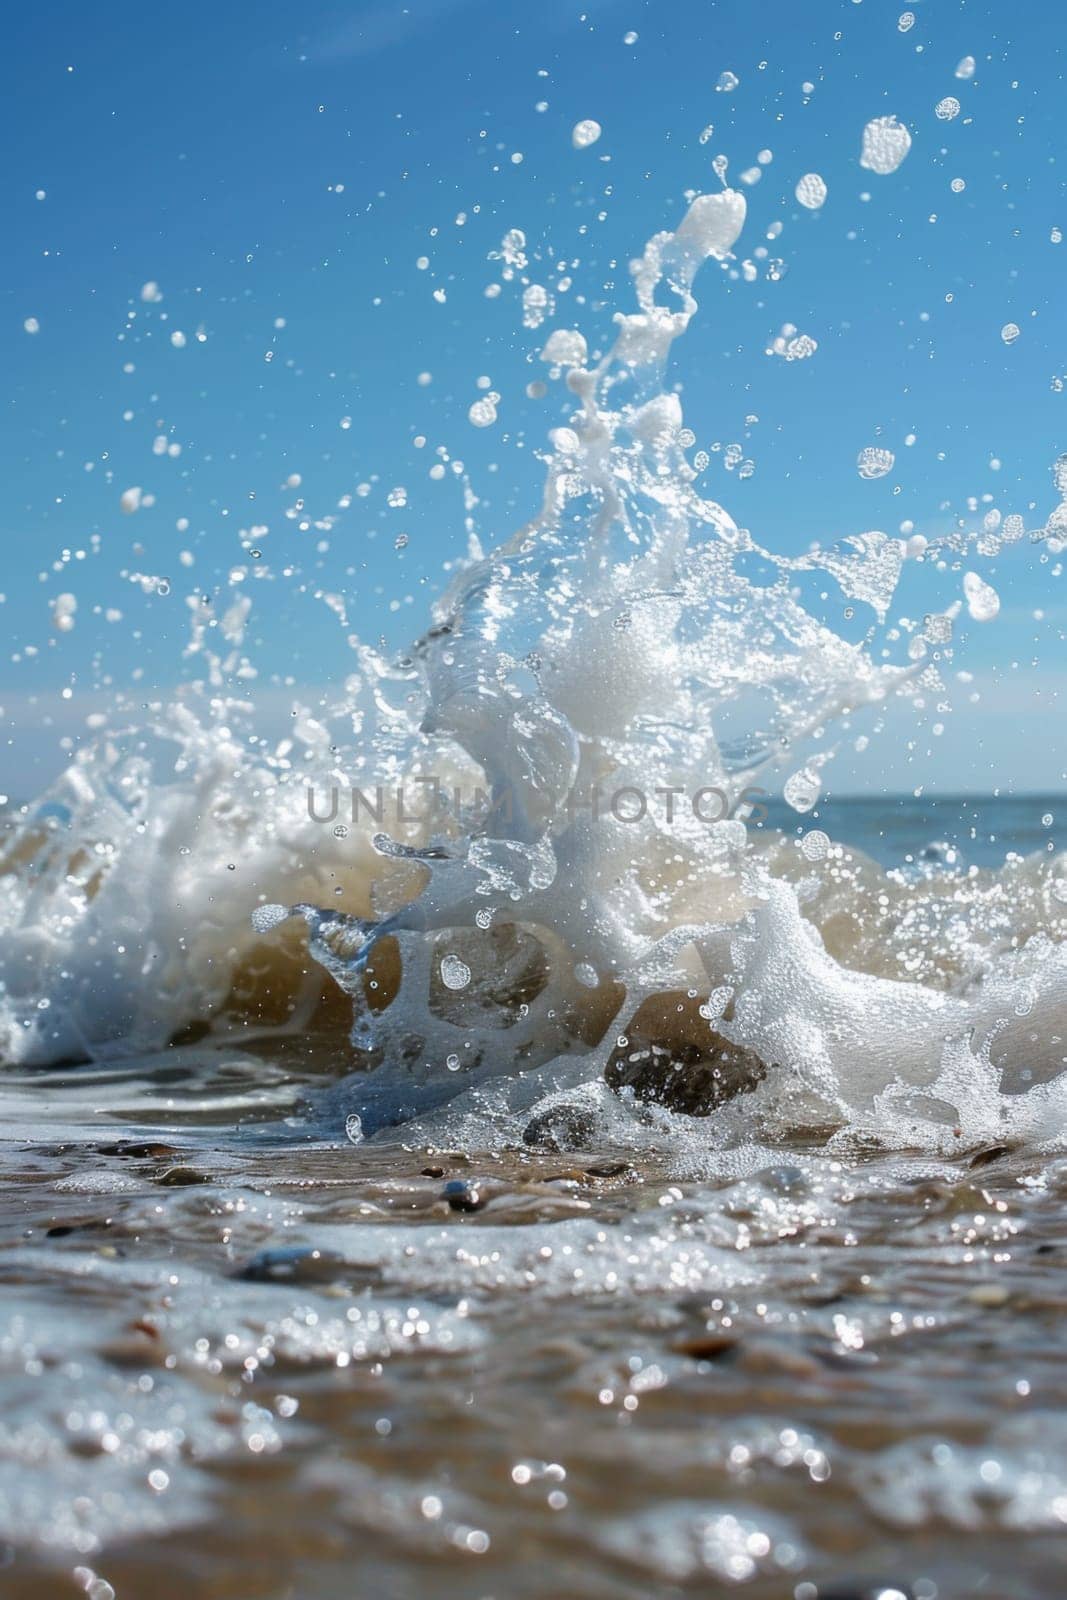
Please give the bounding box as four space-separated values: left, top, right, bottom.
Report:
605 993 767 1114
156 1166 208 1186
443 1179 485 1212
523 1102 598 1152
236 1246 356 1285
670 1333 738 1361
99 1139 179 1159
51 1207 120 1237
969 1144 1011 1169
967 1283 1011 1308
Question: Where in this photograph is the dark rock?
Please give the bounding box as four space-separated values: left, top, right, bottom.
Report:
969 1144 1011 1169
97 1140 180 1160
237 1245 334 1282
670 1333 739 1361
522 1101 598 1152
46 1218 113 1238
442 1179 485 1212
236 1245 380 1288
605 993 767 1116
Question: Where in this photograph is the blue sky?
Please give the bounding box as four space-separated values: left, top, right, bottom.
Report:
2 0 1066 794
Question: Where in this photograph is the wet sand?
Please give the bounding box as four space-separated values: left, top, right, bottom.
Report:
2 1047 1065 1599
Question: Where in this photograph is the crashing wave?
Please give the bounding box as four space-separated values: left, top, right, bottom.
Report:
2 183 1065 1156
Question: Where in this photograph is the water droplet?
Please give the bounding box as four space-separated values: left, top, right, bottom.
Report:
440 953 472 990
860 115 912 175
795 172 828 210
857 445 895 480
571 119 602 149
963 570 1000 621
468 394 499 428
784 768 821 813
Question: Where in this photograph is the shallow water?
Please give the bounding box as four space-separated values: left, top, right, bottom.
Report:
2 802 1066 1600
4 1063 1067 1599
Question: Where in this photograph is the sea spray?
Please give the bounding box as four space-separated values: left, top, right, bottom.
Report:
237 187 1067 1147
1 181 1065 1155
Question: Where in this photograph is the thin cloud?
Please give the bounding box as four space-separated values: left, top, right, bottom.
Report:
303 0 629 63
305 0 489 63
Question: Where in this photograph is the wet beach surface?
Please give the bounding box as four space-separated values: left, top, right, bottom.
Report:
2 1047 1066 1600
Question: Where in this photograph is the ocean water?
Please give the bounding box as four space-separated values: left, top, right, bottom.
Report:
3 66 1067 1600
760 792 1067 870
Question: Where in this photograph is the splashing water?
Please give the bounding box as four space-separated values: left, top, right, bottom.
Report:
2 174 1066 1163
7 26 1067 1597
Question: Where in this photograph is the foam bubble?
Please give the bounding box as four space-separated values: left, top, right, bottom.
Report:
857 446 895 480
795 173 828 210
860 115 912 175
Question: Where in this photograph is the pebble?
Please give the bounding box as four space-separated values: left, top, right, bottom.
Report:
670 1332 738 1361
443 1179 486 1212
523 1102 598 1152
967 1283 1011 1308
